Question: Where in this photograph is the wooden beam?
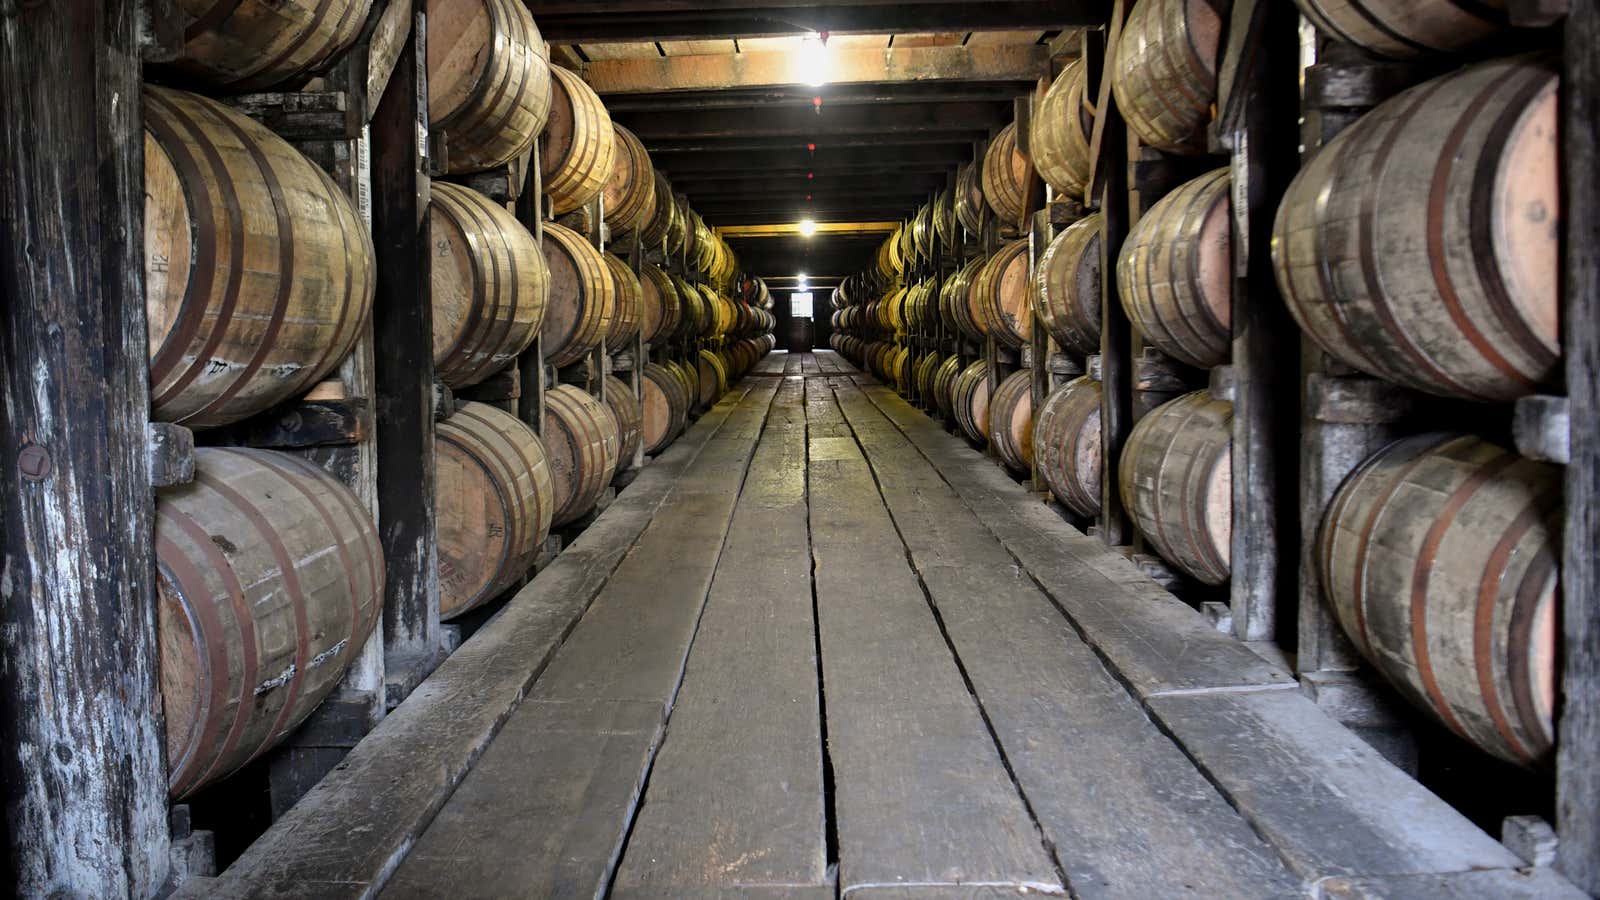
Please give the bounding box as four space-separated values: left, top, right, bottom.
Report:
719 222 900 237
587 43 1049 94
0 0 169 894
535 2 1106 41
618 100 1007 140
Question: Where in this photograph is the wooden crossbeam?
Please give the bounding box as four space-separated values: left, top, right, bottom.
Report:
586 43 1049 95
718 222 900 237
533 1 1106 41
618 100 1007 140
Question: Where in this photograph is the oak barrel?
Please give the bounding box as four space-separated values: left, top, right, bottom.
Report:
941 259 985 344
955 162 986 236
1293 0 1509 59
1119 391 1232 585
981 122 1028 226
641 362 691 453
428 0 552 173
974 239 1034 350
988 369 1035 474
639 265 682 344
145 87 375 430
1117 167 1232 369
1033 213 1103 357
951 360 994 444
603 375 643 470
1032 59 1094 200
540 220 616 367
697 349 730 407
543 384 622 526
602 252 643 355
1319 433 1559 766
1034 377 1103 517
1112 0 1224 153
436 402 553 620
173 0 371 89
541 65 617 214
157 448 382 798
430 182 549 388
932 355 964 419
604 124 657 236
1272 57 1559 402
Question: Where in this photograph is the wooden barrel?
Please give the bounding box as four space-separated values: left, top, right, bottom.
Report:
1034 378 1102 517
428 0 552 173
988 369 1034 474
640 264 681 344
1116 168 1232 369
641 362 690 453
973 239 1033 350
697 349 730 407
156 447 381 798
951 361 994 444
672 275 707 341
604 124 656 236
603 375 643 470
173 0 370 89
640 172 676 248
1033 213 1103 357
1272 57 1559 402
1319 433 1559 766
145 87 375 430
955 161 986 236
435 402 553 620
602 252 643 355
541 65 617 214
932 355 964 419
934 181 958 250
669 358 700 411
1112 0 1224 153
540 220 615 367
914 352 941 401
430 182 549 388
543 384 621 526
1119 391 1232 585
1293 0 1509 59
1032 59 1094 200
982 122 1028 226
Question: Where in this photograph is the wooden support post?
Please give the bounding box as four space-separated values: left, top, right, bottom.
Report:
371 1 441 709
1559 0 1600 890
1092 29 1134 547
516 142 548 438
0 2 170 894
631 233 647 471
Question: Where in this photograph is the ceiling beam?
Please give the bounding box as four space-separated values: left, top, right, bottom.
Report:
719 221 899 238
618 100 1008 140
585 43 1048 95
532 1 1106 41
653 143 967 174
602 83 1029 113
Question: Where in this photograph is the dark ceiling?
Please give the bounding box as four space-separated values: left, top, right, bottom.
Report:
530 0 1103 285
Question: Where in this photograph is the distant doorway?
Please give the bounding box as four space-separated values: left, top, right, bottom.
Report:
787 292 814 351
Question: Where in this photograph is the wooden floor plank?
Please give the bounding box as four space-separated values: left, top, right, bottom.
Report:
785 352 803 375
830 381 1301 900
178 385 759 900
753 352 788 375
854 380 1293 697
380 380 780 900
612 377 830 896
805 388 1062 896
1317 868 1587 900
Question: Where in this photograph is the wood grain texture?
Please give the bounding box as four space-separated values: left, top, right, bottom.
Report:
1032 58 1094 199
1292 0 1510 58
604 123 657 236
1032 212 1103 357
428 0 551 172
172 0 372 89
541 64 617 214
1111 0 1223 153
543 384 621 526
1119 391 1233 584
540 219 615 367
981 122 1028 226
1033 377 1103 516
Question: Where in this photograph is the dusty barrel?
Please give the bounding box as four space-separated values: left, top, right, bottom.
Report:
956 161 986 236
640 264 681 344
603 375 643 470
914 352 942 402
988 369 1035 474
428 0 552 173
1117 168 1232 369
1119 391 1232 585
435 402 553 619
934 182 958 249
1112 0 1224 153
974 240 1033 350
541 65 617 214
540 220 615 367
1319 433 1559 766
543 384 621 526
673 275 708 341
698 349 730 407
1294 0 1509 58
668 358 700 413
604 124 656 236
1272 57 1559 402
639 362 689 454
172 0 371 89
1032 59 1094 199
982 122 1028 226
156 448 382 798
1034 213 1103 357
1034 377 1103 517
951 361 994 444
144 87 375 430
941 260 985 344
932 355 964 418
430 182 549 388
602 253 643 355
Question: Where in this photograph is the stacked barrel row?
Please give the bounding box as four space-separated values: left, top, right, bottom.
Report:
144 0 772 802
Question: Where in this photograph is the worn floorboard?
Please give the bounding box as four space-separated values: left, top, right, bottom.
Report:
805 387 1062 896
380 381 779 899
611 377 830 897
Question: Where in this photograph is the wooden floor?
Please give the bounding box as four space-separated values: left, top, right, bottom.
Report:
184 352 1579 900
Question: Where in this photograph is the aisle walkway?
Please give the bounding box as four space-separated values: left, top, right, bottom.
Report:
187 353 1575 900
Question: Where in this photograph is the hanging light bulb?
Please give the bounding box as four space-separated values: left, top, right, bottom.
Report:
799 219 818 238
794 32 830 87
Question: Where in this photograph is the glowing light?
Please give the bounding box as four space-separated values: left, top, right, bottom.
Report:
793 32 830 87
798 219 818 238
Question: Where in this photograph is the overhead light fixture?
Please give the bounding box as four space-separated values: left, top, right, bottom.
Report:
799 219 818 238
794 32 830 87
